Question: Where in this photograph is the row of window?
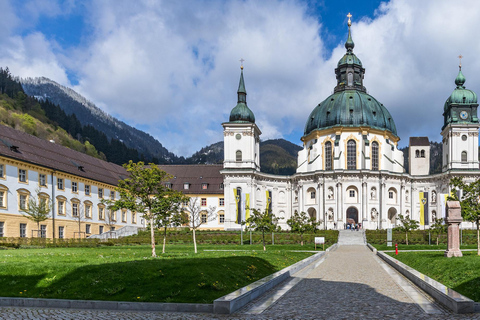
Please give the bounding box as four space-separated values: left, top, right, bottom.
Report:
6 165 116 199
200 198 224 206
2 223 115 238
415 149 426 158
323 140 379 170
199 211 225 224
175 182 224 190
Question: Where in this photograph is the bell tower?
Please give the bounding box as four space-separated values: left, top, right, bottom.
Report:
441 57 480 171
222 65 261 171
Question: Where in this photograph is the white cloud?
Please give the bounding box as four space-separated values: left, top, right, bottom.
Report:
3 0 480 156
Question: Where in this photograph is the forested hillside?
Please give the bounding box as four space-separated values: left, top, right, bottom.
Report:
21 77 179 163
0 68 149 165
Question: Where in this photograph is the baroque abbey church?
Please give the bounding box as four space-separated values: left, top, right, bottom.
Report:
221 18 480 230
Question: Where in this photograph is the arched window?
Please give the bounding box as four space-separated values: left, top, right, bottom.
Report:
371 141 379 171
236 150 242 162
461 151 467 163
415 150 420 158
347 72 353 86
347 140 356 170
420 149 425 158
325 141 332 170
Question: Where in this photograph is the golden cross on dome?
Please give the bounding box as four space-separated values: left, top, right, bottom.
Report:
458 54 463 68
239 58 245 69
347 13 352 26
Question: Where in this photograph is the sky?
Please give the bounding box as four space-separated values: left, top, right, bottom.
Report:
1 0 479 157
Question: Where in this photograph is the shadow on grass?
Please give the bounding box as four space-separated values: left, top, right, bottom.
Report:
453 276 480 302
1 256 277 304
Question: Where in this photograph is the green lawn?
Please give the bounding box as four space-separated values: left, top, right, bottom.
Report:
0 244 315 303
386 251 480 302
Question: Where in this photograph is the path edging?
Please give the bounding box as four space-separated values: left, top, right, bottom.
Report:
213 245 335 314
367 244 475 314
0 297 213 313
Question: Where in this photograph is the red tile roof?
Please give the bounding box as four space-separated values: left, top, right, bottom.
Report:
0 124 224 193
159 164 224 194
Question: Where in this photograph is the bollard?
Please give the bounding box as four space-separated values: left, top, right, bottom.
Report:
395 243 398 255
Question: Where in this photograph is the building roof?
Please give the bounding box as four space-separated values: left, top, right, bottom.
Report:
159 164 224 195
0 125 225 194
303 18 397 139
409 137 430 146
0 124 127 186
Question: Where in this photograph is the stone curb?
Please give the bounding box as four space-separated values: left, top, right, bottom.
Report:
0 297 213 313
213 245 335 314
367 244 475 314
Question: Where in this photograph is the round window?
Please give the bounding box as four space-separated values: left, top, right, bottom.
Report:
236 134 242 140
462 135 467 141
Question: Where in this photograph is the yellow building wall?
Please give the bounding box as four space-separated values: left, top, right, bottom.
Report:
0 212 123 239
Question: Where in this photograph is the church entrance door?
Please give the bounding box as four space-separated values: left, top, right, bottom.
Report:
346 207 358 224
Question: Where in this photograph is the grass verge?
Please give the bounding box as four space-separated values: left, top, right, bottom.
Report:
371 244 478 251
386 251 480 302
0 244 316 303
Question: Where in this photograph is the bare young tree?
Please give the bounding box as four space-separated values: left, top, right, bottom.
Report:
70 200 87 239
184 197 216 253
21 188 51 238
102 199 118 238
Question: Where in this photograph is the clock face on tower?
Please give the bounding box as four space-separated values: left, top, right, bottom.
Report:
460 111 469 120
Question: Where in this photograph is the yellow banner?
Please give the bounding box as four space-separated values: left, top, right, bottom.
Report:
245 193 250 221
266 190 270 212
419 192 426 225
234 188 239 223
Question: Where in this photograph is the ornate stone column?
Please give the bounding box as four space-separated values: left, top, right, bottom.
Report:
318 179 324 226
362 180 367 223
336 182 342 226
380 179 386 229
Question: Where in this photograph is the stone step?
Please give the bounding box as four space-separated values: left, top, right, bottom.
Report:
338 230 366 245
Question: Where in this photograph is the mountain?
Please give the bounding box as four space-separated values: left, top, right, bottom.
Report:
21 77 178 163
185 139 302 175
260 139 302 175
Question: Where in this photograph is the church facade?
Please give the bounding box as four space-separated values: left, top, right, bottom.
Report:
221 19 480 230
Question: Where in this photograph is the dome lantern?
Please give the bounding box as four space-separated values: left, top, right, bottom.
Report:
303 13 398 139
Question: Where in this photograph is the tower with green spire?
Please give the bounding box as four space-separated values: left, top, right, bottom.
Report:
222 65 261 171
441 58 480 171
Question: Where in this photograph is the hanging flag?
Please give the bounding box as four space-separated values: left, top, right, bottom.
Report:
245 193 250 222
419 192 429 225
234 188 242 224
266 190 272 213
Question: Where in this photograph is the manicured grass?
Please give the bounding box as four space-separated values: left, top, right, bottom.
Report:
371 244 479 251
386 251 480 302
0 244 315 303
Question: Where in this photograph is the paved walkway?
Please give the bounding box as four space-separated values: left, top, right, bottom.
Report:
1 233 479 319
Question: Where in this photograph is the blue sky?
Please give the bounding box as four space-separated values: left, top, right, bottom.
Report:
1 0 479 156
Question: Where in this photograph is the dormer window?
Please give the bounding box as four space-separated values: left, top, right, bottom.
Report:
165 183 172 189
202 183 208 190
184 183 190 190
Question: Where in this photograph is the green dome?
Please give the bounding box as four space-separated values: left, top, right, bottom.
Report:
229 68 255 123
337 52 362 67
229 102 255 123
304 90 398 137
444 69 477 111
